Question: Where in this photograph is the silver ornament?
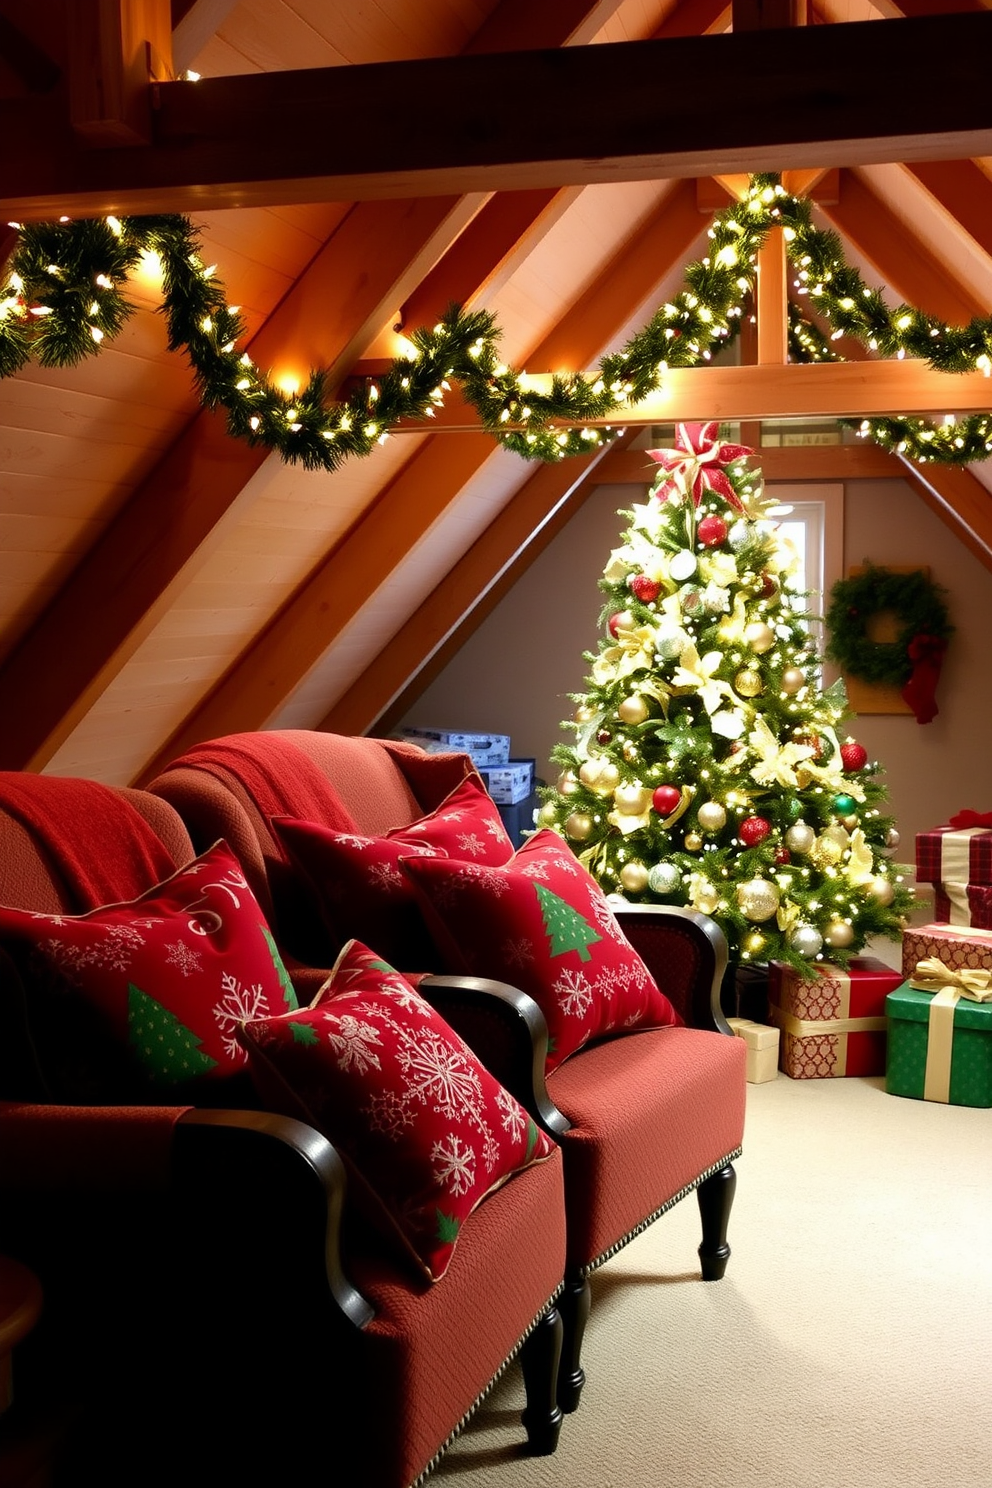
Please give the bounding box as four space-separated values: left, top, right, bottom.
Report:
784 821 815 854
728 519 750 551
789 924 824 958
885 827 901 850
648 862 681 895
668 550 697 581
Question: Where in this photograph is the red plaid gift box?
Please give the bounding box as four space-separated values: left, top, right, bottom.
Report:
916 825 992 887
932 882 992 931
768 958 902 1079
901 922 992 978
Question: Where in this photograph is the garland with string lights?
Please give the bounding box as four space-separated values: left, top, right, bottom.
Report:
3 175 992 470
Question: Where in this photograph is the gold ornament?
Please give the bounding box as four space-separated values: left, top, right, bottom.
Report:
619 860 649 893
824 917 855 948
734 668 763 698
613 782 653 816
574 704 596 724
565 811 594 841
538 802 559 826
743 620 775 654
812 825 848 867
579 758 620 796
743 930 767 956
697 801 727 832
737 877 781 922
617 694 649 725
780 667 805 695
868 875 895 906
684 831 704 852
784 821 815 854
843 814 860 831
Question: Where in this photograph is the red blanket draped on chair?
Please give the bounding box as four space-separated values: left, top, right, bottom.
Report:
0 773 178 912
176 734 359 832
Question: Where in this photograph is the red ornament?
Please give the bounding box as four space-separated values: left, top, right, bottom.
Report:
597 729 613 745
608 609 634 637
629 574 661 604
759 571 779 599
739 816 771 847
774 847 791 865
652 785 682 816
696 514 728 548
840 742 869 772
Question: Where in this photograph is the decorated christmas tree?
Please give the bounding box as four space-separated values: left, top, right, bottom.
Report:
538 421 914 972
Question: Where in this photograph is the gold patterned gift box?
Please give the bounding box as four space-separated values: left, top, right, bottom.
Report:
900 922 992 977
768 958 903 1079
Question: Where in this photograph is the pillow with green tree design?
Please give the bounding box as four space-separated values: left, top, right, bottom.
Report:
401 829 682 1072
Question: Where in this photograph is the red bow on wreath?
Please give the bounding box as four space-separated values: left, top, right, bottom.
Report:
646 421 752 511
900 632 947 725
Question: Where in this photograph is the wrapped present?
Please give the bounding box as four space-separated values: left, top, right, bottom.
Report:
768 958 902 1079
931 881 992 931
916 823 992 887
900 922 992 978
727 1018 779 1083
886 959 992 1107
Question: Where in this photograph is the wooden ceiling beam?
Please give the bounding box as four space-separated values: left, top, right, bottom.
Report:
0 192 484 772
820 170 986 327
134 179 708 774
898 459 992 578
594 442 907 482
394 358 992 430
906 159 992 263
5 13 992 218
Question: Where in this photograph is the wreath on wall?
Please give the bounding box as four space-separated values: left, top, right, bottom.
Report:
824 564 954 724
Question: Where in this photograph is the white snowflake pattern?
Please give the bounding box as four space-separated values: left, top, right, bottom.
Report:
214 972 268 1060
367 862 405 894
520 861 551 881
460 865 509 897
549 854 580 877
431 1133 476 1196
592 967 621 1001
555 968 594 1019
589 894 628 944
502 936 535 969
335 834 373 850
325 1014 383 1074
455 831 487 859
395 1029 483 1120
495 1085 527 1141
43 923 146 979
485 819 508 841
29 912 70 925
165 940 203 978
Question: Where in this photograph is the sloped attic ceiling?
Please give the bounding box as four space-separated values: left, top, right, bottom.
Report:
1 0 992 787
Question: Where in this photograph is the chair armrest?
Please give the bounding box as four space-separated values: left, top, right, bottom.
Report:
609 903 732 1034
0 1101 373 1331
420 975 570 1139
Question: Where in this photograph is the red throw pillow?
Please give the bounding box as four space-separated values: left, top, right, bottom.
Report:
0 840 298 1098
236 939 556 1281
272 773 515 968
401 829 682 1072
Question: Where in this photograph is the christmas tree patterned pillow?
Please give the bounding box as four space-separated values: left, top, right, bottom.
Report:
236 939 556 1281
272 772 515 968
0 840 298 1101
401 829 682 1073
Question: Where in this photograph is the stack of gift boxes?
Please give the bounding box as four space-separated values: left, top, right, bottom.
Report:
738 815 992 1106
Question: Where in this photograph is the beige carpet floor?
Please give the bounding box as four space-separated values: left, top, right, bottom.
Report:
431 1074 992 1488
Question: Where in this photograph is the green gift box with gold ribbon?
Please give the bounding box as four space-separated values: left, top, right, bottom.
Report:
886 958 992 1107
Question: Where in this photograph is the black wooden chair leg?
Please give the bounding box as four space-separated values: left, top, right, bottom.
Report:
697 1162 736 1280
555 1271 591 1414
520 1303 564 1455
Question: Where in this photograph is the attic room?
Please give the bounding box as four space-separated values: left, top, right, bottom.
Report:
0 3 990 1487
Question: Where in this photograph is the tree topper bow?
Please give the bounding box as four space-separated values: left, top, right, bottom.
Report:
646 421 752 512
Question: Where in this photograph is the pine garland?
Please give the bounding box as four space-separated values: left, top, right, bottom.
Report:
3 174 992 471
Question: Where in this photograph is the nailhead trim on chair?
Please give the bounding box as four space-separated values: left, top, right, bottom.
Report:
409 1284 565 1488
579 1147 743 1280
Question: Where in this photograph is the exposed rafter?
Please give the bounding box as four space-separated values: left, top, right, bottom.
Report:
4 13 992 218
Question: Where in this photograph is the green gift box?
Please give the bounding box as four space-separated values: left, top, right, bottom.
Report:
886 983 992 1107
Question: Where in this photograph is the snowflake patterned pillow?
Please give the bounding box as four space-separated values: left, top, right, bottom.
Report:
271 773 515 968
401 829 682 1073
0 840 298 1101
236 939 556 1282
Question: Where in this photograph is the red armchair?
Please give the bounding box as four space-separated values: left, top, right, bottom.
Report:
0 772 568 1487
148 730 746 1415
